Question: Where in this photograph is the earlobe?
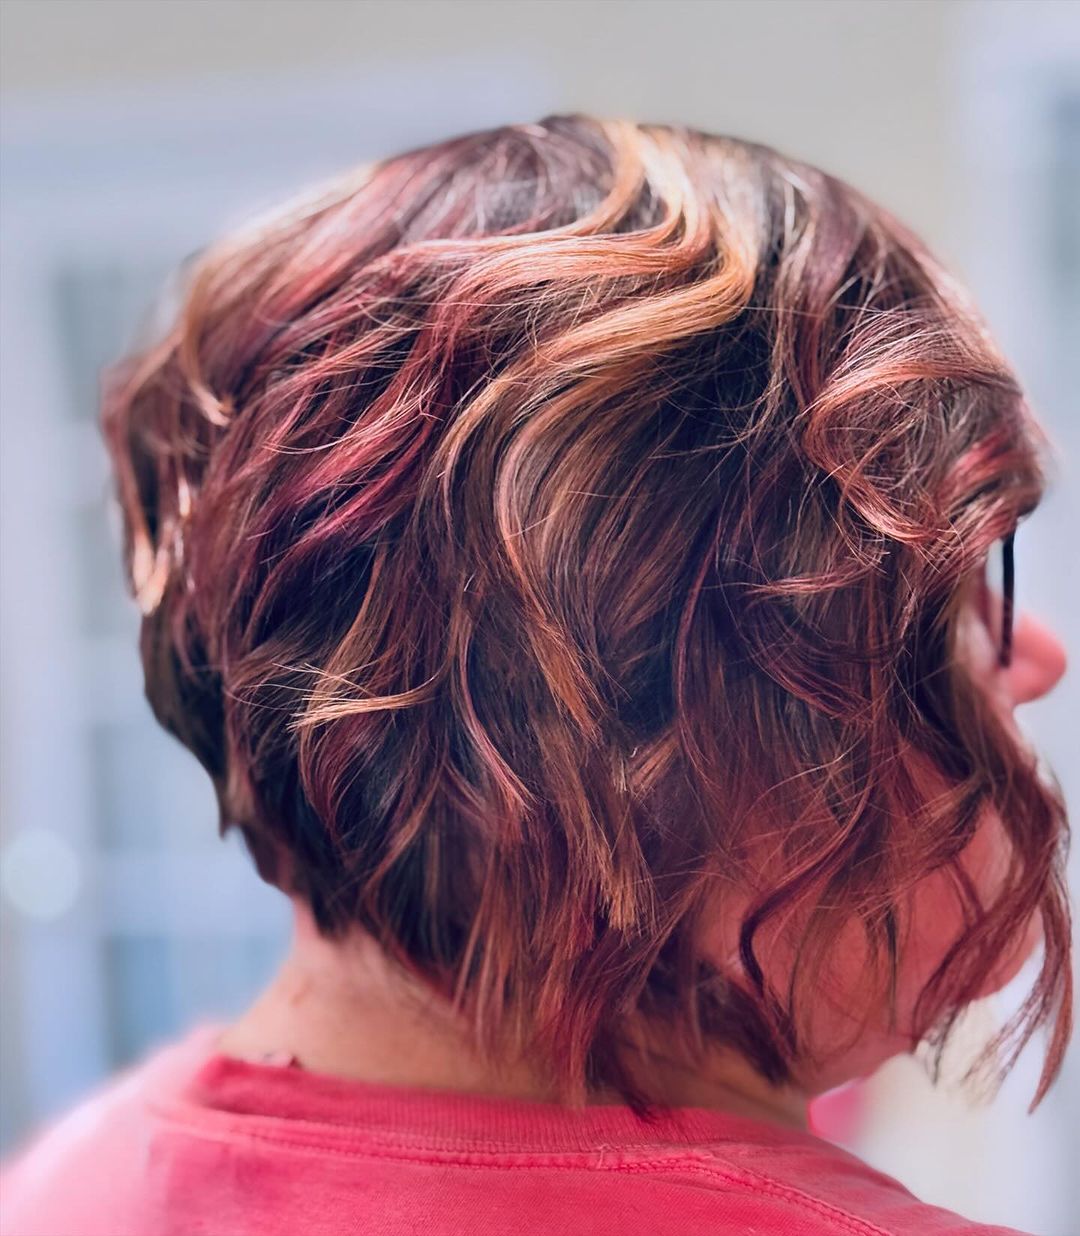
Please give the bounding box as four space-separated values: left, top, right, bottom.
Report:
1004 613 1067 706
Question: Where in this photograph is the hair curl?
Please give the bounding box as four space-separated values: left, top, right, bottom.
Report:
100 115 1071 1116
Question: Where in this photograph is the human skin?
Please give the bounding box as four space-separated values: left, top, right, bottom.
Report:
216 593 1067 1133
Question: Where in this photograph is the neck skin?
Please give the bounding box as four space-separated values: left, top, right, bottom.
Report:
215 898 812 1134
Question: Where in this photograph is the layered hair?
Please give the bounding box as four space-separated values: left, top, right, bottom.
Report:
101 115 1071 1114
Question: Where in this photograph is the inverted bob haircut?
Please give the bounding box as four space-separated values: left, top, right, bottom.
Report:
101 115 1071 1116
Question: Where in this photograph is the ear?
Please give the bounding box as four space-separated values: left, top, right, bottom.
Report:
1002 613 1067 706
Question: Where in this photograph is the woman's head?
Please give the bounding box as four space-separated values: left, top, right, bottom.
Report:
100 115 1071 1114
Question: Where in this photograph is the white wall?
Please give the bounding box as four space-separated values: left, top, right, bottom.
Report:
2 0 961 255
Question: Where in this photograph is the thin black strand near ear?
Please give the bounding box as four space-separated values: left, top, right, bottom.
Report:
999 531 1015 668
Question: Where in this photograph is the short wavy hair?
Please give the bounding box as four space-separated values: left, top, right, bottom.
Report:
101 114 1071 1115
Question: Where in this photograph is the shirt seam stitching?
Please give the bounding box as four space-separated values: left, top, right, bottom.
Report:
147 1103 892 1236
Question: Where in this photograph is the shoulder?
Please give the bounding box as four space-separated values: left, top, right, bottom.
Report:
650 1138 1030 1236
0 1036 195 1236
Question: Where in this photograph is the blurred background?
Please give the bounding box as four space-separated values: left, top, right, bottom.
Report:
0 1 1077 1231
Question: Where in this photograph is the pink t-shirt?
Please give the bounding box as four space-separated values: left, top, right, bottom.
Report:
1 1024 1026 1235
